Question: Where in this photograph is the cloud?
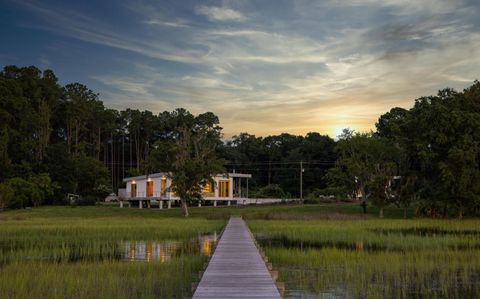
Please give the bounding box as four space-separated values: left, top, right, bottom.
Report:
10 0 480 138
195 5 246 22
144 19 190 28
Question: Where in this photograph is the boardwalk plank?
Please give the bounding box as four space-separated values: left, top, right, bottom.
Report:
193 218 281 299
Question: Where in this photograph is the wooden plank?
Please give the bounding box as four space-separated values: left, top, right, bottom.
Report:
193 218 281 299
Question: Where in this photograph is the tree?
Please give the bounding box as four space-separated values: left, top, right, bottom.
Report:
150 109 225 216
0 182 14 210
377 82 480 218
327 130 400 217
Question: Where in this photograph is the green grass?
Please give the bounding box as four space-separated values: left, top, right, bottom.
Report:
137 201 415 220
248 219 480 298
0 206 225 298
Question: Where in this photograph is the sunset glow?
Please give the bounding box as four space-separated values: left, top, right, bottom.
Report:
1 0 479 137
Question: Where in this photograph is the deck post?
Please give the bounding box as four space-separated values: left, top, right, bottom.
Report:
213 200 217 207
159 200 163 209
167 200 171 209
139 200 143 209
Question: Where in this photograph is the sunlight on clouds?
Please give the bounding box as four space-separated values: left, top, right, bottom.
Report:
195 6 246 22
16 0 480 138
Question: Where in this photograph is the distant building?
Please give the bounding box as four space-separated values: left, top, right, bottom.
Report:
119 172 252 208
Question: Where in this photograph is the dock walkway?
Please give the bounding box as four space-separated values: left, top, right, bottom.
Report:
193 218 281 299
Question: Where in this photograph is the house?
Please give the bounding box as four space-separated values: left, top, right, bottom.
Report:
119 172 252 209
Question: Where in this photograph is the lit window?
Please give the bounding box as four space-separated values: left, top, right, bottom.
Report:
203 182 213 193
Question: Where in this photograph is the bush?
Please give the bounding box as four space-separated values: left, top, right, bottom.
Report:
5 178 32 208
0 183 14 210
304 187 349 204
76 195 98 206
2 173 57 209
253 184 286 198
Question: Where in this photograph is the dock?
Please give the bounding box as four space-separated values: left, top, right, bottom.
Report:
193 218 281 299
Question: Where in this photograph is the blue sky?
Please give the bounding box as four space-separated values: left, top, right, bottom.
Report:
1 0 479 137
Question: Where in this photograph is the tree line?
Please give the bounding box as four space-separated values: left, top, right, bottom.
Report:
0 65 479 217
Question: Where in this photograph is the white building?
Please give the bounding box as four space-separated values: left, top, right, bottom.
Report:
119 172 252 208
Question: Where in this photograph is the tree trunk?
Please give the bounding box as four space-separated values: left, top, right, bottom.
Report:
379 207 384 218
403 207 407 219
135 133 140 170
74 122 79 156
267 161 271 185
359 185 366 201
181 200 189 217
96 127 101 160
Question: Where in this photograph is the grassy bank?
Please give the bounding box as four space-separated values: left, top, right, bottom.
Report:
0 206 224 298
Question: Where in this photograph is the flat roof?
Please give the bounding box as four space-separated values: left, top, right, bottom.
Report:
123 172 251 183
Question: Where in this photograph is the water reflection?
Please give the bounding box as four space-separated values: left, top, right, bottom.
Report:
257 235 382 252
122 233 217 262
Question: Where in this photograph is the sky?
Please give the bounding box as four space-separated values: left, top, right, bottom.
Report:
1 0 479 138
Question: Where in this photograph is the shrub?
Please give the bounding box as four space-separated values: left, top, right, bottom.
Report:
3 173 56 209
254 184 286 198
0 183 14 210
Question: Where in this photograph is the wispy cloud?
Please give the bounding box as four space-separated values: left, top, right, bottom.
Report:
195 5 246 22
144 19 190 28
8 0 480 137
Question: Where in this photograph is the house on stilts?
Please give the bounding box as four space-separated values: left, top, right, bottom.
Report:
118 172 252 209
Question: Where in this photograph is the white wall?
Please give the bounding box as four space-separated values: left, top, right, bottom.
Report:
125 175 234 199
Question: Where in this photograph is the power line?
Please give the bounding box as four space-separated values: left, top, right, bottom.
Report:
225 160 336 165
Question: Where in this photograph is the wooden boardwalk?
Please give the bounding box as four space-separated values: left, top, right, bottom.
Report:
193 217 281 299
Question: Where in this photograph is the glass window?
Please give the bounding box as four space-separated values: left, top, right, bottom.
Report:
146 181 153 197
131 183 137 197
219 181 230 198
203 182 213 193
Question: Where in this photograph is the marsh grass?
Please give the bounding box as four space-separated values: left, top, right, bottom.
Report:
0 257 203 299
2 204 477 298
249 219 480 298
0 206 224 298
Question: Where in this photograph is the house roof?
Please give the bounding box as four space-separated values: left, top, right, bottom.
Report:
122 172 169 183
122 172 251 183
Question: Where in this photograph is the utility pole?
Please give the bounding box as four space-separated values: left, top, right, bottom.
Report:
300 160 304 202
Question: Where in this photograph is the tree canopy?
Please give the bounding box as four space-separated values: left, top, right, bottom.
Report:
1 65 479 217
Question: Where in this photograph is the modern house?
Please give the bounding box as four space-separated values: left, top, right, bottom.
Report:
119 172 252 208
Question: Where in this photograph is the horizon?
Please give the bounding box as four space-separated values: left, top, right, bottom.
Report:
1 0 479 137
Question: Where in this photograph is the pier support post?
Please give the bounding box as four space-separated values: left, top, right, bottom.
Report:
198 201 202 207
168 200 171 209
120 201 123 208
214 201 217 207
159 201 163 209
139 200 143 209
228 200 231 206
147 201 151 208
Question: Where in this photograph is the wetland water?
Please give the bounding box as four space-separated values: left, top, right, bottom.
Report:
0 232 218 263
122 233 217 262
256 228 480 299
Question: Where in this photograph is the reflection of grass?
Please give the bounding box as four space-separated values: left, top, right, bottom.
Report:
249 219 480 298
0 206 224 298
